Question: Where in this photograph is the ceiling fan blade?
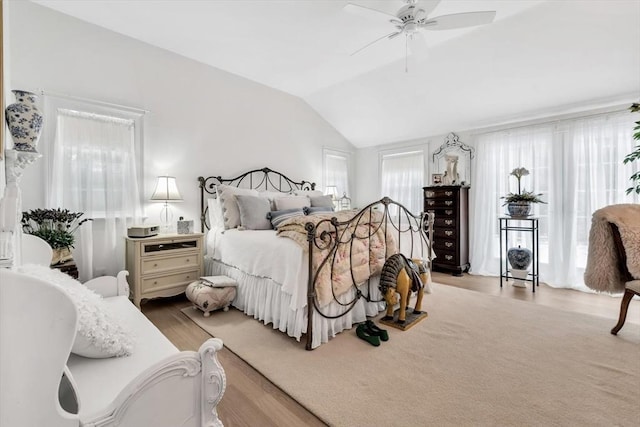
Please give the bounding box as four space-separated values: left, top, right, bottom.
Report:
344 2 398 21
419 0 442 17
420 11 496 31
350 31 402 56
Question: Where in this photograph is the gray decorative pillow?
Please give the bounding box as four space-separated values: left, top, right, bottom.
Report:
216 184 259 229
304 206 334 215
267 208 305 229
274 196 311 211
310 195 335 208
236 195 272 230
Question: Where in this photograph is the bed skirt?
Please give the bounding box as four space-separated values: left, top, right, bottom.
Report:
205 257 385 349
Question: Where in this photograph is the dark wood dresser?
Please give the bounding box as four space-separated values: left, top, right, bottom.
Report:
423 186 469 276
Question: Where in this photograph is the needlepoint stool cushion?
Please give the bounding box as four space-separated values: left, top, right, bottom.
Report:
186 277 237 317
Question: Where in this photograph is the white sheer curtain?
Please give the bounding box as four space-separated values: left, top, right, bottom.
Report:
380 150 424 214
324 150 350 197
470 110 639 290
49 109 143 281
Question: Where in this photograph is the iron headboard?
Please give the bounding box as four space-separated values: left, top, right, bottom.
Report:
198 167 316 231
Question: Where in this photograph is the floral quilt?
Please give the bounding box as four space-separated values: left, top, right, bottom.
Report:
276 210 397 307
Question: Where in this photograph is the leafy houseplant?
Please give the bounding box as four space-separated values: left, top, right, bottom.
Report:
624 103 640 195
21 208 92 264
501 167 545 217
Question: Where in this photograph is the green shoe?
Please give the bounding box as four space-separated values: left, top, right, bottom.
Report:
366 320 389 342
356 324 380 346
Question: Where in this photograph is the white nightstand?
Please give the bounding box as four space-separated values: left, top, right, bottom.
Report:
125 233 204 309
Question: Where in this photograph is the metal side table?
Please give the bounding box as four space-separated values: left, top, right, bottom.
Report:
499 217 539 292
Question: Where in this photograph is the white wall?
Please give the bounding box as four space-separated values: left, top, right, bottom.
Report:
8 0 354 231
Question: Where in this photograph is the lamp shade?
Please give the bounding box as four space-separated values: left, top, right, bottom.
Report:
150 176 183 201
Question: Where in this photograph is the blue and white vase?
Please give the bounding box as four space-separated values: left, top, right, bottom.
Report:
507 245 532 270
507 202 531 217
5 90 43 153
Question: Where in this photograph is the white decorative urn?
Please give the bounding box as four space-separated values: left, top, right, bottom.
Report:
5 90 43 152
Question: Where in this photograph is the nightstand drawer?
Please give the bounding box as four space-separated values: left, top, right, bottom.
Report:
141 269 200 292
141 253 199 275
141 239 201 257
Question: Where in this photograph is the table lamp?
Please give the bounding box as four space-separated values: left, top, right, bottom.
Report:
150 176 183 231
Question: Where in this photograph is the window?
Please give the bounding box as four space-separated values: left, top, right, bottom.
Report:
323 148 351 198
43 94 144 280
380 150 424 214
470 110 639 289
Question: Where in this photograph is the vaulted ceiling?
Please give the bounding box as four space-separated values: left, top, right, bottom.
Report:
33 0 640 147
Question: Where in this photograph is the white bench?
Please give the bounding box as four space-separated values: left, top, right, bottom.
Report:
0 269 227 427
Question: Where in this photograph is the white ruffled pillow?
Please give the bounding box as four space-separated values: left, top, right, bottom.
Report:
17 264 134 358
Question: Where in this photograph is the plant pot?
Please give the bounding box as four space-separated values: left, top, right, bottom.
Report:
51 247 73 266
507 202 531 217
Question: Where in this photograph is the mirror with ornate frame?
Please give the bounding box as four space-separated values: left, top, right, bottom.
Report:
432 132 474 186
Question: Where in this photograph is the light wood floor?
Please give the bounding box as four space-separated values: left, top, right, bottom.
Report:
141 273 639 427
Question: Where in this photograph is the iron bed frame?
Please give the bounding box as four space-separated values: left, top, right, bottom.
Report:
198 167 434 350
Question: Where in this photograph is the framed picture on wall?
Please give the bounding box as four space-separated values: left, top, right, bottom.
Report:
432 173 443 185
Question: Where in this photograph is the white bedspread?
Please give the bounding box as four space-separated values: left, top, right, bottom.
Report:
207 229 308 310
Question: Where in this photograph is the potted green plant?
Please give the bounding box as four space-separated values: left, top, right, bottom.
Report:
624 103 640 195
501 167 545 217
21 208 92 265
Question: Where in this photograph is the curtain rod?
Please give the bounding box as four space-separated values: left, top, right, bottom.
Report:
39 89 149 114
471 103 634 136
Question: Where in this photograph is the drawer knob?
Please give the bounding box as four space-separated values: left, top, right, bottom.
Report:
186 275 191 279
445 231 453 236
153 280 158 285
445 191 453 196
445 201 453 206
445 220 453 225
428 200 435 206
425 191 434 197
445 242 453 248
445 210 453 215
153 263 158 267
186 259 190 262
445 255 453 261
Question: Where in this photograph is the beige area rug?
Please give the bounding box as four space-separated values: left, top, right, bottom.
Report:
182 284 640 427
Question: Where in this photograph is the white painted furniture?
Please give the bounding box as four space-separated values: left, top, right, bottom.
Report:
126 233 204 308
0 269 226 427
21 233 53 265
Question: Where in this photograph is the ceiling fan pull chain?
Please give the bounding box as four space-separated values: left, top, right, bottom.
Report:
405 36 409 73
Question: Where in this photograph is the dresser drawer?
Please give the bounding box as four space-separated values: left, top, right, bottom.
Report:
141 253 200 275
141 238 201 257
434 217 456 228
433 239 457 251
141 269 200 292
424 189 458 199
434 228 457 239
425 199 457 208
435 250 458 265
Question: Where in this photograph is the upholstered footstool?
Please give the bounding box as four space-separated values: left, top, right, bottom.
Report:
186 276 237 317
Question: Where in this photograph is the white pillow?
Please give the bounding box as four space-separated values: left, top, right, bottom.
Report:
207 197 224 230
275 195 311 211
292 189 324 197
17 264 134 358
216 184 259 229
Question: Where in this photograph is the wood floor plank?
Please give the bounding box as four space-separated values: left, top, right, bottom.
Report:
140 274 637 426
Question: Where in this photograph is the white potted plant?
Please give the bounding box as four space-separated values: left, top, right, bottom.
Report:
501 167 545 217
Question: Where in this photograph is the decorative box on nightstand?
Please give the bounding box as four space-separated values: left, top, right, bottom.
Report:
125 233 204 309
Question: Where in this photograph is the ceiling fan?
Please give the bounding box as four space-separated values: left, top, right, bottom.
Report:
346 0 496 58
